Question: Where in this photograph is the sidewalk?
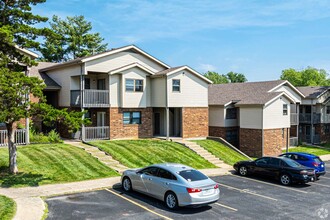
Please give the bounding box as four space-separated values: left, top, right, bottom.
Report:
0 168 231 220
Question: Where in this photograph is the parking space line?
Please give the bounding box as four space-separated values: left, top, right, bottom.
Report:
229 175 308 194
105 189 173 220
310 182 330 188
216 203 238 211
217 183 277 201
320 176 330 180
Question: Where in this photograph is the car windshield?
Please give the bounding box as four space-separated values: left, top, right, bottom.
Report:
179 170 208 182
282 158 302 167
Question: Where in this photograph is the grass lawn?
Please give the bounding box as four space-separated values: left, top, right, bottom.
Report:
0 195 16 220
90 140 216 169
0 144 118 187
194 140 251 165
283 145 330 156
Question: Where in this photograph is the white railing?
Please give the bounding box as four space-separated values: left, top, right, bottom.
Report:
70 90 110 108
0 129 26 147
289 137 298 146
290 113 298 125
83 126 110 141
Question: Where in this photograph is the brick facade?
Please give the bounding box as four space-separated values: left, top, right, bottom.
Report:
182 107 208 138
109 107 153 139
209 126 239 147
263 128 289 156
209 126 226 138
239 128 263 157
315 124 330 143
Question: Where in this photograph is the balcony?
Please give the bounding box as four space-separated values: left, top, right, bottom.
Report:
82 126 110 141
289 137 298 146
299 113 321 124
71 90 110 108
290 113 298 125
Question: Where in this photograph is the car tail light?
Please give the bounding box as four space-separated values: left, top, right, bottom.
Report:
312 162 319 167
214 184 219 189
187 188 202 193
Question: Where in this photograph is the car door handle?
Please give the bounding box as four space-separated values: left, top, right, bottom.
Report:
165 182 169 185
148 178 152 180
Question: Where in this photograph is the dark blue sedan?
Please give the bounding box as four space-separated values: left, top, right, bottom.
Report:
280 152 326 178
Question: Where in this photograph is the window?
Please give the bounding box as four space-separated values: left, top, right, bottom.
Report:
269 158 280 166
226 108 237 119
125 79 143 92
283 104 288 115
179 170 208 182
172 79 180 92
226 130 238 142
324 125 330 134
255 157 270 166
327 106 330 114
157 168 177 180
85 78 90 89
123 112 141 124
84 111 91 119
140 167 158 176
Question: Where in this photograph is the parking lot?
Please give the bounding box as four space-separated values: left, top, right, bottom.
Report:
46 162 330 220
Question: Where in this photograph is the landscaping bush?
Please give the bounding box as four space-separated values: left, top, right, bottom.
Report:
47 130 63 143
30 129 63 144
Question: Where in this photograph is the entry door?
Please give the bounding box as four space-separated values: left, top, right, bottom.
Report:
97 112 106 137
97 79 106 90
154 113 161 135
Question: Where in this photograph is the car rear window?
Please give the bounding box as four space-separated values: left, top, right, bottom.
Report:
314 157 322 163
282 158 302 168
178 170 208 182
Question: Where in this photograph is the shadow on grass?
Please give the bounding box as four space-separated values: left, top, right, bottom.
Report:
0 166 50 188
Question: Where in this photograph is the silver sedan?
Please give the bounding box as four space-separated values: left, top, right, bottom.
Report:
121 163 220 209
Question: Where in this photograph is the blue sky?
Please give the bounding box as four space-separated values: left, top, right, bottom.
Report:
33 0 330 81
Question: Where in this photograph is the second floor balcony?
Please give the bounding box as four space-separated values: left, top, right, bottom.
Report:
70 89 110 108
299 113 321 124
290 113 298 125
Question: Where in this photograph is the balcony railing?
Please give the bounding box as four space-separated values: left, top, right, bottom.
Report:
301 134 320 144
290 113 298 125
299 113 321 124
71 90 110 108
82 126 110 141
0 129 26 147
289 137 298 146
324 114 330 123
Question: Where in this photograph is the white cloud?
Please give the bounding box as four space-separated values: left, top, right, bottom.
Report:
198 63 217 72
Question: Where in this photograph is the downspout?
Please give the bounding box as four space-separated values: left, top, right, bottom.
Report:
261 105 264 157
80 64 85 141
311 99 313 144
25 67 30 145
165 75 169 140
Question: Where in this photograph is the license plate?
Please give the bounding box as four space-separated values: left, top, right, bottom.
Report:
203 189 214 195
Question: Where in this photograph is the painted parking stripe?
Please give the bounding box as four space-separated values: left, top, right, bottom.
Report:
229 175 308 194
105 189 173 220
310 182 330 188
216 203 238 212
217 183 277 201
320 176 330 180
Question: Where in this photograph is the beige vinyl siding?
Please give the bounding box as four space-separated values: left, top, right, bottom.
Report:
151 77 166 107
167 70 208 107
263 97 290 129
273 85 302 103
209 106 225 127
85 51 166 73
121 67 149 108
110 74 121 107
239 107 263 129
46 65 82 107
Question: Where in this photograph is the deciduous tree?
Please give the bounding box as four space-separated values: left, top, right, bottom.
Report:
280 67 330 86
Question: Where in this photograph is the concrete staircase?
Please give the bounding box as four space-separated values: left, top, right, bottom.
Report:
175 140 232 169
64 141 128 174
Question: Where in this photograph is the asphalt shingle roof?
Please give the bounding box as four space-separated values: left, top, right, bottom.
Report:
154 66 184 76
297 86 329 99
209 80 286 105
29 62 61 90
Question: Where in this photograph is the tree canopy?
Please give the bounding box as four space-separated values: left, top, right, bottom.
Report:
204 71 247 84
40 15 108 62
280 67 330 87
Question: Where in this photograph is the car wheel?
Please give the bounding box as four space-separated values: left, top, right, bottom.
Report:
122 177 132 192
280 174 291 186
165 192 178 210
239 166 248 176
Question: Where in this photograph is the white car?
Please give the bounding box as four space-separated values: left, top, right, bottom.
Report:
121 163 220 209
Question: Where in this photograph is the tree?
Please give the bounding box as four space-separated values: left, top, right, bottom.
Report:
204 71 248 84
41 15 108 62
280 67 330 86
226 71 247 83
204 71 229 84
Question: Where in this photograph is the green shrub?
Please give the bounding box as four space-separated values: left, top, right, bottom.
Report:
47 130 63 143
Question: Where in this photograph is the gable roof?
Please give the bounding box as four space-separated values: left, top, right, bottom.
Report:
109 62 155 75
209 80 295 106
15 46 39 59
39 45 170 72
297 86 330 99
152 65 213 84
29 62 61 90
